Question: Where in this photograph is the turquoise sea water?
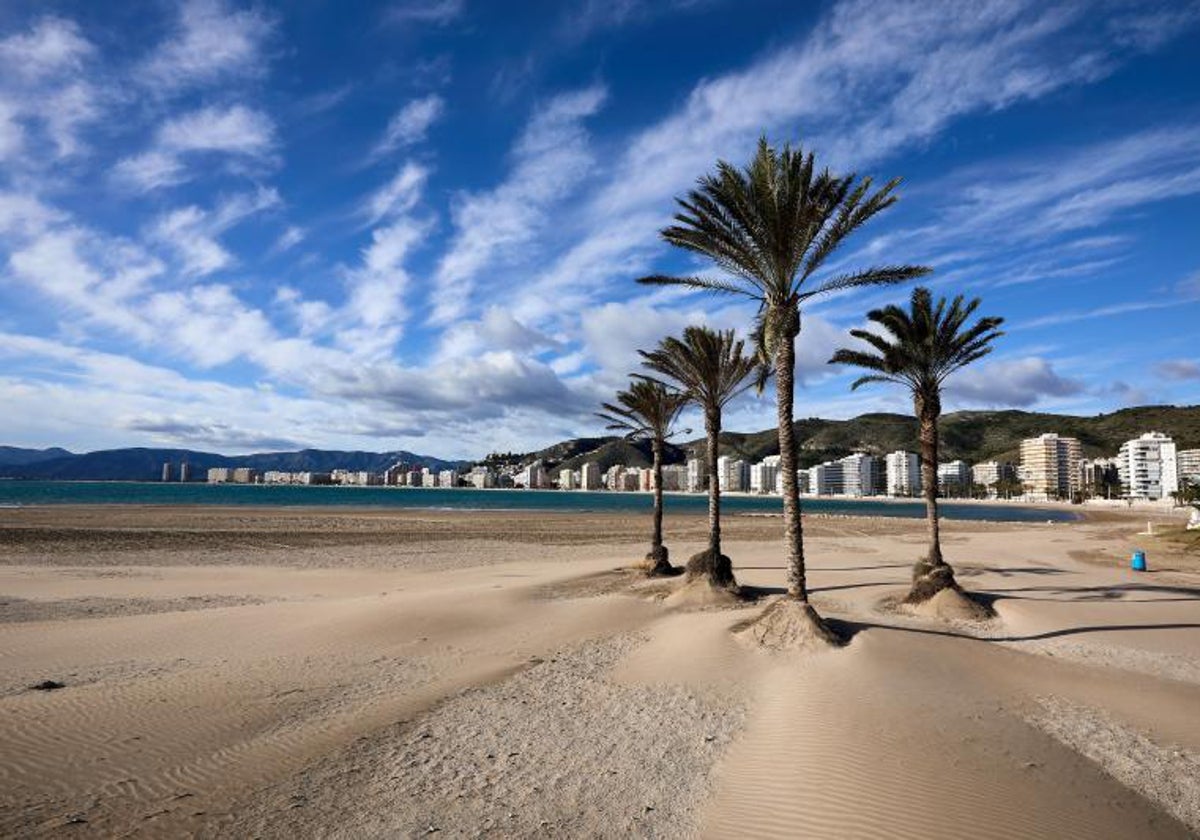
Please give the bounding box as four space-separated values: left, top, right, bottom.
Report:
0 481 1077 522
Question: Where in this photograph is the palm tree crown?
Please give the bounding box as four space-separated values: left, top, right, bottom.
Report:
637 326 757 414
829 287 1005 400
638 137 930 354
596 380 688 444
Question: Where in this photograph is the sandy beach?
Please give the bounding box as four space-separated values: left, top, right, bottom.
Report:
1 503 1198 838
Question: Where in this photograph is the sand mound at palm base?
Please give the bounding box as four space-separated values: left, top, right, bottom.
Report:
736 598 843 651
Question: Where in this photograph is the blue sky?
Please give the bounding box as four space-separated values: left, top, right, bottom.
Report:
1 0 1198 458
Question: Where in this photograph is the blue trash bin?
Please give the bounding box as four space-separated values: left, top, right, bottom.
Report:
1131 550 1147 572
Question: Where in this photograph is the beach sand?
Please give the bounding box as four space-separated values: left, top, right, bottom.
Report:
1 504 1198 837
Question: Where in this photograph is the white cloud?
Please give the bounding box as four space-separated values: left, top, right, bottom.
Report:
364 161 429 223
159 104 275 155
1155 359 1200 382
141 0 273 91
272 226 305 253
384 0 464 27
0 191 63 237
373 94 444 157
429 85 606 325
946 356 1084 407
115 104 277 192
0 16 93 80
0 16 101 163
148 187 281 276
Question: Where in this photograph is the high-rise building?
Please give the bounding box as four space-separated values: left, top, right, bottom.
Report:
1117 432 1178 500
559 468 577 490
885 451 921 497
1178 449 1200 484
207 467 232 483
466 466 495 489
937 460 972 497
749 458 778 494
1019 433 1081 499
162 462 172 482
717 456 749 493
179 462 190 482
581 462 601 490
972 461 1015 491
1079 457 1120 498
809 461 844 495
686 455 708 493
840 453 880 497
520 461 547 489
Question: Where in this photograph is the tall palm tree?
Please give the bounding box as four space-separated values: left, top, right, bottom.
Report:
596 379 689 576
639 139 928 610
638 326 758 589
829 287 1004 603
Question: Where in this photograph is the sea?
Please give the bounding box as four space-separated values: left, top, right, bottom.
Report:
0 481 1078 522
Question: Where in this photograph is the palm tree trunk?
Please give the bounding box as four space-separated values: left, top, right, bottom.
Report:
906 392 959 604
706 408 721 556
918 401 943 566
644 436 671 575
652 437 664 554
777 331 807 601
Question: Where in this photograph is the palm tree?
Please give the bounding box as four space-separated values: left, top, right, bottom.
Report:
596 380 689 576
638 326 757 589
639 139 928 610
829 286 1004 604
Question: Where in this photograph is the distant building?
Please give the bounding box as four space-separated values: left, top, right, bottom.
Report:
1178 449 1200 484
179 462 190 482
717 456 749 493
207 467 231 483
466 466 495 489
840 453 880 497
581 462 602 490
810 461 843 496
162 462 172 482
1118 432 1178 500
1020 433 1080 499
232 467 258 484
938 460 972 497
658 465 685 491
749 457 778 495
1079 457 1120 499
559 468 577 490
972 461 1015 493
421 468 437 488
438 469 458 488
520 461 547 490
885 451 921 497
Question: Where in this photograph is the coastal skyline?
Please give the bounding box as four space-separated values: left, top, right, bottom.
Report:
2 1 1200 459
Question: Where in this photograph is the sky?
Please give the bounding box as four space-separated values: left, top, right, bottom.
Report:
1 0 1199 459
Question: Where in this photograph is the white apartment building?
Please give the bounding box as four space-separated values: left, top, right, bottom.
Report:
938 460 972 496
466 467 495 489
559 468 577 490
1118 432 1178 500
581 462 601 490
717 456 750 493
809 461 843 495
885 451 921 497
658 464 686 491
1020 433 1081 499
207 467 232 483
749 458 778 494
521 462 547 489
840 453 880 497
604 464 626 490
1176 449 1200 484
972 461 1015 489
686 456 709 493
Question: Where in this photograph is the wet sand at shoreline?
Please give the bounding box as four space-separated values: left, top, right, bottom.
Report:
1 504 1197 837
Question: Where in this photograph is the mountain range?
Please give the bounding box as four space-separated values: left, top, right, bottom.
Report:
0 447 463 481
2 405 1197 482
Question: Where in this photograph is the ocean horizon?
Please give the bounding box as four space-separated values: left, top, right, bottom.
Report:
0 480 1077 522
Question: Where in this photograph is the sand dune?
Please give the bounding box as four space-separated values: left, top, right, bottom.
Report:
1 505 1197 837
